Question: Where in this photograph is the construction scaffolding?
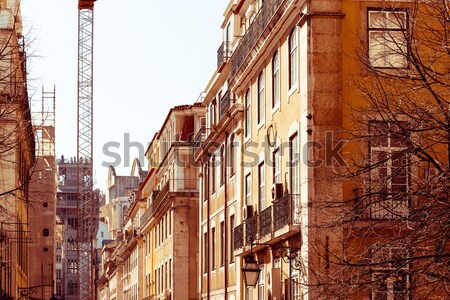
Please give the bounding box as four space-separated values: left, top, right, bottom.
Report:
77 1 96 299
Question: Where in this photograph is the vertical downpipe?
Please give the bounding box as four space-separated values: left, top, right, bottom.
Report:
224 132 229 299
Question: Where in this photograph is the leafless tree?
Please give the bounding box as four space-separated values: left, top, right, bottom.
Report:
305 1 450 299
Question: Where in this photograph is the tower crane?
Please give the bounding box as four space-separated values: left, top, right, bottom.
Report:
76 1 96 299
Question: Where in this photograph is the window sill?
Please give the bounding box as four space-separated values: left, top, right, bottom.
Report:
271 105 280 119
257 121 265 131
287 84 298 101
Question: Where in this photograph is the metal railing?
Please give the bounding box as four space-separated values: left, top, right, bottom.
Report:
259 206 272 237
274 194 301 231
219 90 235 120
141 179 198 225
233 194 301 250
230 0 289 80
245 214 258 246
193 126 206 152
234 223 244 249
217 41 232 68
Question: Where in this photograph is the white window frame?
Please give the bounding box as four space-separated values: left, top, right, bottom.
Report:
370 122 409 219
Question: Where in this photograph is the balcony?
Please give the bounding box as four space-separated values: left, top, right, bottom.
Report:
245 214 258 246
230 0 291 83
193 126 206 153
259 206 272 238
219 90 235 120
140 179 198 225
233 194 301 251
234 223 244 249
217 41 232 69
274 194 301 231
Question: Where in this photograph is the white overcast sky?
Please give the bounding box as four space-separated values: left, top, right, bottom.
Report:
22 0 225 189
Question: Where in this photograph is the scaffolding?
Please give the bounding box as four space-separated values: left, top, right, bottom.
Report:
77 1 96 299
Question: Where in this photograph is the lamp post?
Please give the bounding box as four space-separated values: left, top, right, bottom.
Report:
241 254 260 287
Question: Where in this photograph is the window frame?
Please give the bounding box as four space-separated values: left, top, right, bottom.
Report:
369 121 410 220
258 162 265 211
245 88 252 138
288 27 298 89
272 51 280 109
273 148 280 185
367 8 409 69
245 173 252 206
257 71 265 125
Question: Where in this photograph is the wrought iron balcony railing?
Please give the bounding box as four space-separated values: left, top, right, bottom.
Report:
217 41 232 68
245 214 258 246
233 194 301 251
273 194 301 231
141 179 198 226
259 206 272 237
219 90 235 120
193 126 206 152
234 223 244 249
230 0 289 81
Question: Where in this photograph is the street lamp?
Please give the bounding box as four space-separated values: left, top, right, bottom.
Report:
241 254 260 287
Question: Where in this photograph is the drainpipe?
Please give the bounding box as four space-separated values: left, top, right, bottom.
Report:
206 161 211 300
224 132 228 300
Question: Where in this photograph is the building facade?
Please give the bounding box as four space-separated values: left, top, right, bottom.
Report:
0 0 36 299
28 87 57 299
96 1 449 299
140 104 204 300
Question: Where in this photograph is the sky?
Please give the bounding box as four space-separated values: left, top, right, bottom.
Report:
21 0 226 189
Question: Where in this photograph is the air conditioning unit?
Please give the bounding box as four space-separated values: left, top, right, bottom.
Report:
272 183 283 201
243 205 253 220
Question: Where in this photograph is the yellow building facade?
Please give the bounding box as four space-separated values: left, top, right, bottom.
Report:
197 0 449 299
140 104 204 300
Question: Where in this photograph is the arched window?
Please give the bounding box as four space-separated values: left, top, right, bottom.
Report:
289 27 298 89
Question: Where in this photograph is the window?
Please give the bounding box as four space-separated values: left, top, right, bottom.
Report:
289 27 298 89
273 148 280 184
258 264 265 300
211 227 216 270
220 145 225 185
56 255 61 263
371 246 409 300
370 122 409 219
56 242 61 250
56 284 62 295
67 237 77 251
203 232 208 273
68 259 77 273
169 259 172 288
220 221 225 267
211 155 216 193
272 51 280 108
245 89 251 138
67 282 77 295
257 71 265 124
245 173 252 206
258 162 265 211
229 134 235 175
209 101 216 127
229 215 235 263
290 133 299 194
56 269 61 279
368 9 408 68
